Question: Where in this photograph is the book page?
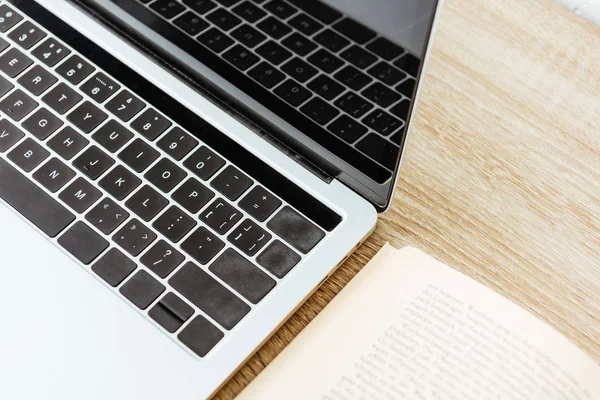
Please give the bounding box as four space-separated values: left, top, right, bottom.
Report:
237 244 600 400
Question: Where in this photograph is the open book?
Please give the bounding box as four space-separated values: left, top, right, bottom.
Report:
238 244 600 399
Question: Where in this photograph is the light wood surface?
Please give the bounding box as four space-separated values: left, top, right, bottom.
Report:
217 0 600 397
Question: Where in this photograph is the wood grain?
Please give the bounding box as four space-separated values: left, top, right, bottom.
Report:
216 0 600 397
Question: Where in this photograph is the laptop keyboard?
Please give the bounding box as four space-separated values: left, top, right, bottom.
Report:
121 0 421 183
0 1 341 358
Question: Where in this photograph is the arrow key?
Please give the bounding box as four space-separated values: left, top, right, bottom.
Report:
113 218 157 257
85 197 130 235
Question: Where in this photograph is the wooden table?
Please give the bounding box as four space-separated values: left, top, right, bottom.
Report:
217 0 600 397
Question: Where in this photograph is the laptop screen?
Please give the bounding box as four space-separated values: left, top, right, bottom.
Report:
83 0 441 210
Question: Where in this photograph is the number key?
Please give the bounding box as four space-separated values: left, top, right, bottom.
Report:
105 90 145 122
80 72 120 103
8 21 47 50
56 55 95 85
32 38 71 67
0 5 23 33
183 145 225 180
131 108 172 140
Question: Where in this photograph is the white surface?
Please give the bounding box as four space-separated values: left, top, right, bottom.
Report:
557 0 600 25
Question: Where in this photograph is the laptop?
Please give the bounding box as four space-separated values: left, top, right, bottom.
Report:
0 0 441 398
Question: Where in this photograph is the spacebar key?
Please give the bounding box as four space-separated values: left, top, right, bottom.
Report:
0 158 75 237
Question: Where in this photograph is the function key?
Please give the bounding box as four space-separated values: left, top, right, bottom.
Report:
182 0 218 15
289 13 323 36
178 315 224 357
67 101 109 134
125 185 169 222
0 74 13 98
171 178 215 214
281 57 317 82
0 119 24 153
307 49 343 74
231 24 266 48
300 97 339 125
156 126 199 161
141 240 185 278
153 205 196 242
150 0 186 20
314 29 349 53
183 145 225 180
256 40 292 65
239 185 284 222
31 38 71 67
181 227 224 265
18 65 58 96
256 240 301 278
22 107 63 140
131 108 172 140
55 54 95 85
232 1 266 23
227 219 272 257
105 90 146 122
362 109 402 136
0 47 33 78
366 37 404 61
206 8 242 31
257 16 291 40
287 0 342 24
42 82 83 115
393 53 420 77
248 61 285 89
120 270 165 310
210 165 253 200
198 27 234 53
173 11 209 36
149 292 194 333
92 248 137 287
0 5 23 33
223 44 259 71
47 126 89 160
58 222 108 265
113 219 158 257
332 18 376 45
273 79 311 106
327 115 367 144
8 21 47 50
0 89 38 121
118 138 160 173
307 75 344 101
99 165 141 200
8 138 49 172
264 0 297 19
80 72 121 103
362 82 401 108
73 145 115 180
92 120 135 153
200 198 243 234
33 158 75 193
267 206 324 254
340 45 377 69
282 32 317 57
86 197 130 235
59 177 102 213
144 158 187 193
356 132 399 170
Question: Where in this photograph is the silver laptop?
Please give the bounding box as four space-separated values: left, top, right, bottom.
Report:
0 0 441 398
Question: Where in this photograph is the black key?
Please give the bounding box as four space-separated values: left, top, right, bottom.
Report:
390 130 403 146
257 240 301 278
206 8 241 31
0 119 23 152
183 145 225 180
105 90 145 122
334 92 373 119
22 108 63 140
141 240 185 278
227 219 271 257
210 249 275 303
0 5 23 33
274 79 311 106
8 21 47 50
393 53 420 77
68 101 108 134
231 24 266 48
390 99 411 121
113 218 157 256
58 221 108 265
150 292 194 333
281 57 317 83
8 138 49 172
182 0 217 14
92 248 137 287
314 29 349 53
256 40 291 65
59 177 102 213
47 126 89 160
118 139 160 173
56 55 95 85
214 0 242 7
126 185 169 222
367 61 406 86
42 83 83 115
33 158 76 193
150 0 186 19
200 198 243 234
232 1 266 23
0 157 74 237
333 65 372 91
327 115 367 143
362 82 401 108
153 205 196 242
173 11 209 36
248 61 285 88
92 120 134 153
300 97 339 125
340 45 377 69
257 16 291 40
332 18 376 45
31 37 71 67
178 315 224 357
396 78 416 98
145 158 187 193
282 33 317 57
264 0 296 19
367 37 403 61
287 0 341 24
131 108 171 140
86 197 129 234
181 226 224 264
223 44 259 71
156 127 198 161
267 206 324 253
307 75 344 101
80 72 120 103
239 186 282 222
0 89 37 121
0 48 32 78
363 109 402 136
120 270 165 310
198 27 234 53
169 262 250 329
99 165 141 200
73 146 114 180
211 165 253 200
172 178 215 214
289 13 323 35
356 132 399 170
18 65 58 96
307 49 343 74
0 74 14 98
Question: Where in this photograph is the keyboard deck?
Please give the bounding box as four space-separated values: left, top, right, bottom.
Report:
0 0 341 358
112 0 421 184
